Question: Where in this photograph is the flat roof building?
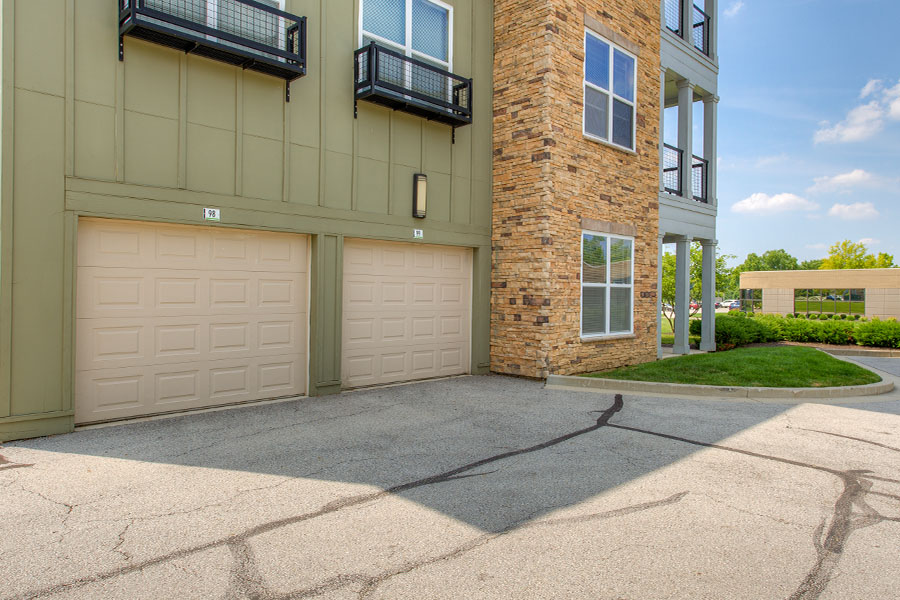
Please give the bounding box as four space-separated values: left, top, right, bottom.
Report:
739 269 900 319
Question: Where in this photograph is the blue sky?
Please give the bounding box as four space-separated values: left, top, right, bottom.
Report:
714 0 900 266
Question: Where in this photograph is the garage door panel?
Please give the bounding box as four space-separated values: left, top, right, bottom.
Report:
79 220 307 272
76 219 308 424
77 315 306 371
78 269 306 318
342 239 470 388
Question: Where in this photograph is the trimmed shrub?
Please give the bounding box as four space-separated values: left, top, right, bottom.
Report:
856 318 900 348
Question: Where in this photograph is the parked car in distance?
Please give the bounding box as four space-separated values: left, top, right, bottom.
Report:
690 301 700 310
728 300 741 311
714 301 722 309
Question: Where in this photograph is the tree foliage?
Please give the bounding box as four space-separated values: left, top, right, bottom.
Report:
660 243 734 329
820 240 896 270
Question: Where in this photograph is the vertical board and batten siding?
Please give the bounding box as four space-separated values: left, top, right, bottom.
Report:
0 0 493 439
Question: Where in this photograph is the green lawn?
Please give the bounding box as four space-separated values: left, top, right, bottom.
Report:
585 346 881 388
660 316 701 346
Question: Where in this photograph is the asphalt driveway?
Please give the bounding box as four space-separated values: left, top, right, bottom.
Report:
1 371 899 599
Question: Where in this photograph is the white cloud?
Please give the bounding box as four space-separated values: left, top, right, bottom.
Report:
814 102 885 143
859 79 884 99
858 238 881 246
828 202 880 220
724 1 744 18
807 169 875 194
815 79 900 143
732 193 819 215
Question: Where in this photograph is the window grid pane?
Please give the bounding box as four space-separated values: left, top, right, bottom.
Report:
609 287 632 333
411 0 449 62
582 287 608 336
609 238 633 284
584 86 609 140
363 0 406 46
612 49 635 102
585 34 610 89
582 234 608 284
612 98 634 149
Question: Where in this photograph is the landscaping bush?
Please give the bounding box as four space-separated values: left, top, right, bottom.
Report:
709 313 779 350
855 318 900 348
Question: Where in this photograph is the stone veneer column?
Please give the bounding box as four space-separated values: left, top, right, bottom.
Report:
700 239 717 351
677 79 693 201
674 236 692 355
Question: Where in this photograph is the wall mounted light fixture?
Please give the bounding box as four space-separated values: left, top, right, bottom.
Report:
413 173 427 218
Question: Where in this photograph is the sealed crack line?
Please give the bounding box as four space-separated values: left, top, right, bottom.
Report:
603 424 900 600
798 428 900 454
2 395 625 600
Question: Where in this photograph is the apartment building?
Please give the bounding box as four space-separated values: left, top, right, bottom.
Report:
0 0 719 441
491 0 719 377
0 0 493 441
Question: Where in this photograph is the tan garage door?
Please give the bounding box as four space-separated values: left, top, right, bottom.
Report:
342 239 471 389
75 219 308 424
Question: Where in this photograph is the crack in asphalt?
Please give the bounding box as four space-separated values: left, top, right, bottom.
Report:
2 395 626 600
605 423 899 600
4 394 898 600
798 428 900 454
0 450 34 472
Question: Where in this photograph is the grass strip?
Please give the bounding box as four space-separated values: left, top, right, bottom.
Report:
585 347 881 388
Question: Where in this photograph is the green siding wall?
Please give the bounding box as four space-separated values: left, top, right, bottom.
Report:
0 0 493 440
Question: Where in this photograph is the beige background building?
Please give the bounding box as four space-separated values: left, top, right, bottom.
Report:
740 269 900 319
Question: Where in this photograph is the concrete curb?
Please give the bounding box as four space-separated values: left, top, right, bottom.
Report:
820 348 900 358
544 375 895 400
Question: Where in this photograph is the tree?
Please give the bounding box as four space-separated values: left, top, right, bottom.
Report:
820 240 896 270
799 258 824 270
660 243 734 330
727 248 799 298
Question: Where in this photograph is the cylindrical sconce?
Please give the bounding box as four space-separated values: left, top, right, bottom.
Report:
413 173 427 218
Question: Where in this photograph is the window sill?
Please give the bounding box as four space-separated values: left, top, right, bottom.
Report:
583 133 637 156
581 333 636 343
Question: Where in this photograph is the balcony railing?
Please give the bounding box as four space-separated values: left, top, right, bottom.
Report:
119 0 307 84
692 4 711 56
692 155 708 203
664 0 682 35
663 143 682 195
354 43 473 129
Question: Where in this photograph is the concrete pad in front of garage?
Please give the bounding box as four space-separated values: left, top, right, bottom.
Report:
1 375 899 599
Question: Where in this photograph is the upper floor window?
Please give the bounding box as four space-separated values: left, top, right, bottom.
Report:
360 0 453 70
583 30 636 151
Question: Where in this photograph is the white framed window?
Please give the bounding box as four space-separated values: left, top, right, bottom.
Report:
583 29 636 151
359 0 453 71
581 231 634 338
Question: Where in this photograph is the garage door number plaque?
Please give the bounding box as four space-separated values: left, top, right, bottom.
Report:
203 208 221 222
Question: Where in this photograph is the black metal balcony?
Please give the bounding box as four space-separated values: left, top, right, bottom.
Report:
663 143 682 195
692 155 708 203
354 43 473 128
664 0 682 35
119 0 307 83
692 4 711 56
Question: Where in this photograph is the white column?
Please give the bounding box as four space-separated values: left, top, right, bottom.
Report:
677 79 693 200
703 94 719 207
708 0 718 60
659 68 667 194
674 236 692 355
657 234 665 359
700 240 717 352
681 0 693 43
